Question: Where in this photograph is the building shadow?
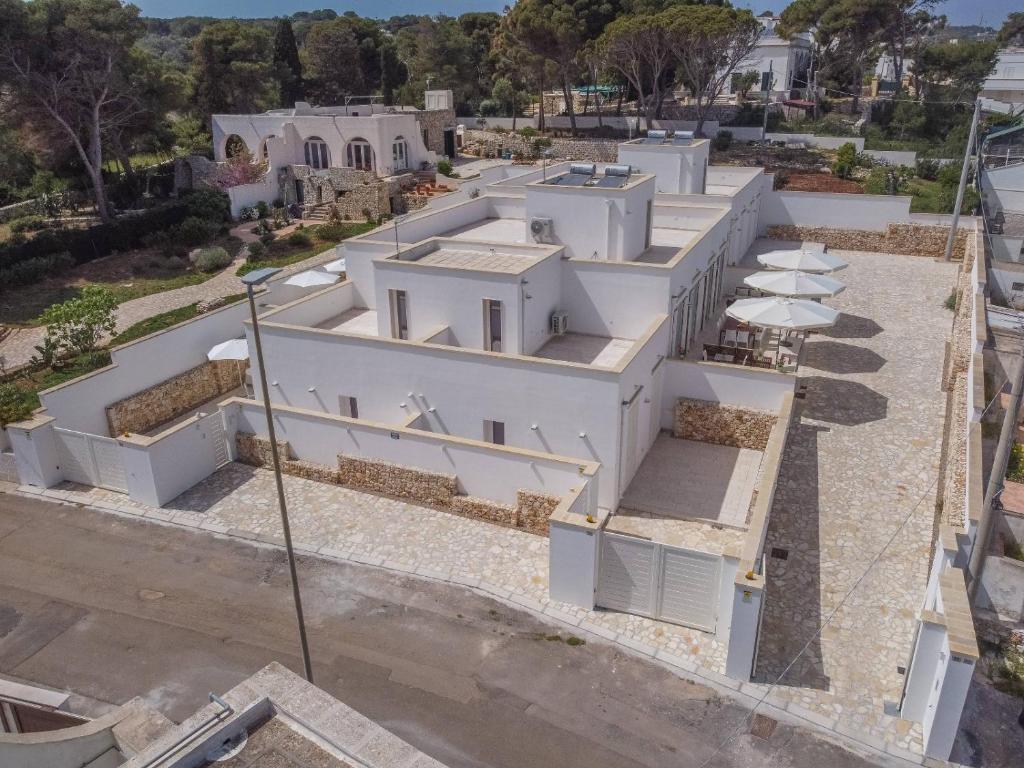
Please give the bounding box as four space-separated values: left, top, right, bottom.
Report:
803 341 887 374
754 422 831 691
799 376 888 425
164 462 262 514
823 312 884 339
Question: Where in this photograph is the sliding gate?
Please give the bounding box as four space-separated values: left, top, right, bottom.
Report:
596 532 721 633
53 428 128 493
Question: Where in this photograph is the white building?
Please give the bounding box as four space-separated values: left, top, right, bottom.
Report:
723 13 813 99
981 48 1024 114
202 91 458 217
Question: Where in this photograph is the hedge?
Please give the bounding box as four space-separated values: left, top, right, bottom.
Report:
0 189 230 272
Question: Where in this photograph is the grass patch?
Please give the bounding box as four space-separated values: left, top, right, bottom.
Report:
944 292 957 311
112 303 202 345
566 636 586 647
1005 538 1024 562
236 222 376 277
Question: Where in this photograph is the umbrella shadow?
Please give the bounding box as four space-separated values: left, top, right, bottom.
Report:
798 376 888 425
803 341 886 374
822 312 883 339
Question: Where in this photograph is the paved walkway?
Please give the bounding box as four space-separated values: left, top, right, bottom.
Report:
0 243 338 370
756 249 957 752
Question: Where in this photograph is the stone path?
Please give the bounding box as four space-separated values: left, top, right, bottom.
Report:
0 243 338 370
756 249 957 753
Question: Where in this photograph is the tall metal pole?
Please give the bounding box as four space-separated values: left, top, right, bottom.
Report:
944 99 981 262
968 347 1024 601
761 61 774 141
245 284 314 682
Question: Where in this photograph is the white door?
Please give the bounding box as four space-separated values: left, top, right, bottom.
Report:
54 428 128 492
200 412 230 468
596 533 656 617
54 430 93 485
91 437 128 492
658 547 721 632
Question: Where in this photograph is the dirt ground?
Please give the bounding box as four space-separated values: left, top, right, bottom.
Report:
776 172 865 194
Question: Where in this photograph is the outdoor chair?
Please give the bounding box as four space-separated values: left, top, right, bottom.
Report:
736 330 751 348
724 329 738 347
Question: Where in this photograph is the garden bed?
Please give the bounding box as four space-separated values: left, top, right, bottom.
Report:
774 172 864 194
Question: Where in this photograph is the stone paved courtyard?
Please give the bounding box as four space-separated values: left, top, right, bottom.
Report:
11 246 960 763
756 248 957 753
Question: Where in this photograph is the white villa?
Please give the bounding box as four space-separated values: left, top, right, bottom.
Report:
981 47 1024 115
723 13 813 99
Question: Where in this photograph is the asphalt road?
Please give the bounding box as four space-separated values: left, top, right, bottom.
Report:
0 491 886 768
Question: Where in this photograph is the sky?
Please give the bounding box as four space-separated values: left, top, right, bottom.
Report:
131 0 1016 29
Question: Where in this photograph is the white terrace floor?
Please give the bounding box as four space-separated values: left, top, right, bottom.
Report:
26 247 957 762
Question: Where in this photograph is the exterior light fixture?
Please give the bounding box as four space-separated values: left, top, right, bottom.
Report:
530 424 538 430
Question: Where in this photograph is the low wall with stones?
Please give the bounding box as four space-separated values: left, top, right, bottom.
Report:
674 398 776 451
462 130 618 163
234 432 561 536
106 360 244 436
766 223 968 260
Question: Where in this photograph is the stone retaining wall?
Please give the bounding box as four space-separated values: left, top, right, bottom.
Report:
462 129 618 163
106 360 245 436
233 433 560 536
674 398 776 451
766 223 968 260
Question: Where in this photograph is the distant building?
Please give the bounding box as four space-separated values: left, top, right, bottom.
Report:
722 13 813 100
980 48 1024 114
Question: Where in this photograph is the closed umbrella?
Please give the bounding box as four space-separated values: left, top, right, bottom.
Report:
323 257 347 274
284 269 340 288
727 296 838 330
743 269 846 298
756 248 848 273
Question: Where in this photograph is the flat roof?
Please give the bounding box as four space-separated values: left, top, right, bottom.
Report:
532 333 634 368
316 307 379 335
634 227 702 264
442 218 527 244
413 246 541 274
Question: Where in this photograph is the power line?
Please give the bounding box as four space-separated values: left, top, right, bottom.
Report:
696 341 1006 768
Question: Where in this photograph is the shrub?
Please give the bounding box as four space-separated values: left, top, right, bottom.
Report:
437 159 453 176
194 246 233 273
259 231 276 246
937 162 965 188
238 206 257 221
245 240 266 262
175 216 219 247
1006 443 1024 483
40 285 118 356
831 142 858 179
255 200 270 218
9 215 48 233
0 252 74 289
0 383 33 427
518 126 538 139
287 230 313 247
181 188 231 222
712 130 733 151
916 158 940 181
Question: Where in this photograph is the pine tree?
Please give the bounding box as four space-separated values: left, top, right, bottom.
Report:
273 19 304 107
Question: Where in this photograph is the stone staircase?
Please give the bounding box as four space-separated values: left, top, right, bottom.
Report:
304 204 332 221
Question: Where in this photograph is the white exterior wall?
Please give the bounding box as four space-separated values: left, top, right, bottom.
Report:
660 359 795 427
212 112 435 177
524 177 656 261
120 416 223 507
249 323 630 508
981 162 1024 214
758 186 913 233
521 255 564 355
618 141 710 195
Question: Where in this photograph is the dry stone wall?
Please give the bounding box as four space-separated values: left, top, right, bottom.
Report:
106 360 245 436
674 398 776 451
233 432 560 536
766 223 968 260
416 108 456 155
462 130 618 163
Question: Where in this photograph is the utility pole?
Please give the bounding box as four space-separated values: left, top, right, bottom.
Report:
761 61 774 140
969 346 1024 601
944 99 981 262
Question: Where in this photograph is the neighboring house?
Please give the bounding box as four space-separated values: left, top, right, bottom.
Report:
980 122 1024 293
723 13 813 99
981 48 1024 114
183 91 458 218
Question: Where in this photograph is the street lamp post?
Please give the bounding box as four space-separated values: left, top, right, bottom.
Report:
241 267 314 683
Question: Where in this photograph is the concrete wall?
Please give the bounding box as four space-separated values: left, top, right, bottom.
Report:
618 140 710 195
863 149 918 166
659 359 795 427
977 555 1024 622
758 187 912 232
764 133 864 151
981 161 1024 214
223 398 597 510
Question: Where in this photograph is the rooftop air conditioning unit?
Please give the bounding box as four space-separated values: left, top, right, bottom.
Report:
550 311 568 335
530 217 554 243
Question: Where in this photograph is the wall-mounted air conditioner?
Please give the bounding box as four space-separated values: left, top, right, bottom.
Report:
530 217 554 243
550 311 568 335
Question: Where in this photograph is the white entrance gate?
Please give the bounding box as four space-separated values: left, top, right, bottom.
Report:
54 428 128 492
597 532 721 632
199 412 230 468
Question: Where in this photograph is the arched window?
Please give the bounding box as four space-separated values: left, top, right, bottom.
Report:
346 138 374 172
259 136 277 162
304 136 330 169
392 136 408 171
224 134 247 159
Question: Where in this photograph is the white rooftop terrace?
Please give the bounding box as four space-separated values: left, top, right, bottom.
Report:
441 217 526 244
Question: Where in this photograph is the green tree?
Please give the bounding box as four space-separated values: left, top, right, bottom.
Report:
0 383 33 428
303 18 364 105
0 0 146 222
40 286 119 357
889 98 926 139
190 21 278 115
914 41 997 102
395 16 480 111
732 70 760 101
998 12 1024 47
273 19 304 107
663 5 762 137
597 13 674 129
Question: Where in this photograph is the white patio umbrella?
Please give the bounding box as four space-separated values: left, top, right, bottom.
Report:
726 296 839 330
284 269 340 288
323 256 347 274
207 338 251 396
743 269 846 298
756 248 848 273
